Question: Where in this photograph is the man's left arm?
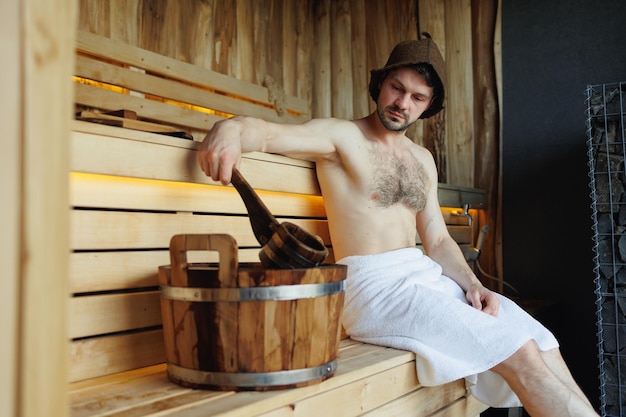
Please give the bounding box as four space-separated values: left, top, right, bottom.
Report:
415 154 500 316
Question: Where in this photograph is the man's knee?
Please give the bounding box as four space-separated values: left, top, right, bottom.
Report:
492 340 546 378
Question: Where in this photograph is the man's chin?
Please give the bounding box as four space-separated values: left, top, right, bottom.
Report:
383 119 409 132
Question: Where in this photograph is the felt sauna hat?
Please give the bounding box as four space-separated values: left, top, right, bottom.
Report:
368 32 446 119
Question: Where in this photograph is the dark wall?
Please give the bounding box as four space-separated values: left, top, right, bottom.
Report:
501 0 626 409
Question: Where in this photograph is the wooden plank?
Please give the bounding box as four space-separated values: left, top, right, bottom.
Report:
330 0 353 119
295 0 314 108
73 378 228 417
70 172 326 217
260 362 424 417
71 120 315 168
235 0 254 82
444 0 474 187
69 330 166 382
418 0 448 182
265 1 284 102
70 250 167 293
70 210 331 250
75 31 309 116
349 0 369 119
361 380 466 416
74 83 225 135
70 124 322 195
69 362 166 392
70 363 224 415
69 291 161 339
282 0 297 97
312 0 331 118
77 110 188 134
428 394 489 417
69 247 336 295
69 249 261 294
364 1 391 113
75 55 306 124
158 345 416 417
19 1 76 417
212 1 237 76
2 1 21 416
471 0 501 292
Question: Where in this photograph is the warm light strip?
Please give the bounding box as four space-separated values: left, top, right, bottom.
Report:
73 76 128 93
72 75 229 118
69 172 327 216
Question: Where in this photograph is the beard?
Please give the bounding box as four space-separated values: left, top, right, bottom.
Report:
377 105 413 132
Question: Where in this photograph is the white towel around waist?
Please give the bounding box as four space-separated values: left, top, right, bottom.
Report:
338 247 559 408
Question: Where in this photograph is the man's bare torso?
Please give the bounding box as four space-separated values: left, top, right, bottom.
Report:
312 118 433 261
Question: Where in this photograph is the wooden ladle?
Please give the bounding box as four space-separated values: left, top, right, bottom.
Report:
230 167 328 269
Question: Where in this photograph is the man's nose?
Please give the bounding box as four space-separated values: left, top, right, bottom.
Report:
395 94 411 109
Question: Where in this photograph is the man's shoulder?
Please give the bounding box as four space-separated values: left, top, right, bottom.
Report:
306 117 359 130
304 117 366 142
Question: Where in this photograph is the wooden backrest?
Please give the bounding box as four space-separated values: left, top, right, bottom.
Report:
68 32 483 383
68 126 325 382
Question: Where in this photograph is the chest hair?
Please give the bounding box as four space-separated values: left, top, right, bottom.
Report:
369 148 429 212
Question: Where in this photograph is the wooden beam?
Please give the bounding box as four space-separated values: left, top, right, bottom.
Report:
331 0 353 119
471 0 501 291
444 0 474 187
313 0 332 118
1 1 20 416
417 0 448 182
69 330 166 383
19 1 77 417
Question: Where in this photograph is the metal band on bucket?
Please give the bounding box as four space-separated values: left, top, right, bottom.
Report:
160 280 345 302
167 360 337 388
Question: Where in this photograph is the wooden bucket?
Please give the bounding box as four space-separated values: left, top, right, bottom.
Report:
158 234 347 391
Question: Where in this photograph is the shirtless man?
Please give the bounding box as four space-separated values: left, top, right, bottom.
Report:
198 34 598 417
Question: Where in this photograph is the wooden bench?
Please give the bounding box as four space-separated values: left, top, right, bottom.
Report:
68 31 488 417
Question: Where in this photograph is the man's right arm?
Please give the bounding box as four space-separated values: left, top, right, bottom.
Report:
198 116 339 185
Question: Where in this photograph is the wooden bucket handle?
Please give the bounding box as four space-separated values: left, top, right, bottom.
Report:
169 234 239 287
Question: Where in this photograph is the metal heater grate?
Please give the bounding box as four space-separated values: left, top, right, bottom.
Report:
587 81 626 417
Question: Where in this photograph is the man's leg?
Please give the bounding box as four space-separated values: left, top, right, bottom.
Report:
491 341 599 417
540 348 595 409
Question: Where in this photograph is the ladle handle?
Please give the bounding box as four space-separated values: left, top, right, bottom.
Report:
231 167 280 245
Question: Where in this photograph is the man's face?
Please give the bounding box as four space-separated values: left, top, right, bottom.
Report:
376 67 434 132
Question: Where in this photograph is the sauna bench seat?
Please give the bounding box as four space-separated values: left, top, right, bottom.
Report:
68 338 488 417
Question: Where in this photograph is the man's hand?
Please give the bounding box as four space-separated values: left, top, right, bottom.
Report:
197 119 243 185
465 283 500 317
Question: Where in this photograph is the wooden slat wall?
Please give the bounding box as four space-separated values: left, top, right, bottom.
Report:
68 125 329 382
